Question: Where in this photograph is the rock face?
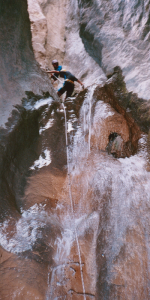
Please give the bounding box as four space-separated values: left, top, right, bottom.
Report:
0 71 149 299
27 0 67 68
0 1 150 300
78 0 150 99
0 0 55 127
27 0 107 89
28 0 150 100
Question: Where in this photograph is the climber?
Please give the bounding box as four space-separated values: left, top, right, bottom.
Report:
51 59 62 81
46 69 84 99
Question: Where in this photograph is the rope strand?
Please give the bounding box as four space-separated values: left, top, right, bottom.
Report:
63 103 86 300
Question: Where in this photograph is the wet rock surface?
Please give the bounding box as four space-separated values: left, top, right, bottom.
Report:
93 67 143 158
94 67 150 134
0 75 149 299
0 1 150 300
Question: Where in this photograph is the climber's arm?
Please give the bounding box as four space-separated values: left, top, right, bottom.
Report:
46 70 60 74
77 79 84 89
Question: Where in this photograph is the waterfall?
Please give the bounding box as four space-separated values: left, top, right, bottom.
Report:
45 86 150 298
1 0 150 298
0 80 150 299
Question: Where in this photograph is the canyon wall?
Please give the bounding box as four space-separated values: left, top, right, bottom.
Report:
0 0 55 127
28 0 150 100
0 1 150 300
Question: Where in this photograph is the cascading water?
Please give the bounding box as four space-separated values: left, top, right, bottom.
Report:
47 85 150 299
45 84 150 299
66 88 150 299
81 86 96 153
0 81 150 299
1 0 150 299
63 102 86 299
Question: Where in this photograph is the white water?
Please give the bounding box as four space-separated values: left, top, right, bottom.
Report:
1 87 150 298
63 87 150 298
0 204 50 253
63 103 86 300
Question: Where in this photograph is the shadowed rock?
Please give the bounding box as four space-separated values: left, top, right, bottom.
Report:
0 0 55 126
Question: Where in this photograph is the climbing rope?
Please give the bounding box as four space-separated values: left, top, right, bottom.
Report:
41 67 64 83
63 103 86 300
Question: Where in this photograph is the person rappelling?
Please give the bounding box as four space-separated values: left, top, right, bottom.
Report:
46 59 84 100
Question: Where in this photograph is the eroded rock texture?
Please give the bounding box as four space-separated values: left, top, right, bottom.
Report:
28 0 150 100
27 0 106 89
0 71 150 299
0 1 150 300
0 0 55 126
79 0 150 99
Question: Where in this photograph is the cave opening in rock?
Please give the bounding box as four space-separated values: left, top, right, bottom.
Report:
109 132 118 142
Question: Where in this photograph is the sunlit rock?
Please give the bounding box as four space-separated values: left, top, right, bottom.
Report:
27 0 47 67
27 0 106 88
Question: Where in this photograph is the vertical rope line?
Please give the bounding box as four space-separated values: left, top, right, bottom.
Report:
63 103 86 300
88 94 92 153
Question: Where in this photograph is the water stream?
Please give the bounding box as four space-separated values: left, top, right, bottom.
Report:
46 85 150 298
0 86 150 299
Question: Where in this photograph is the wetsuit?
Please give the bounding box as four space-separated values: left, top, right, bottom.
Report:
52 65 62 81
58 70 78 98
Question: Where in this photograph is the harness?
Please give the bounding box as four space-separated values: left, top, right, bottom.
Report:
65 79 74 85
